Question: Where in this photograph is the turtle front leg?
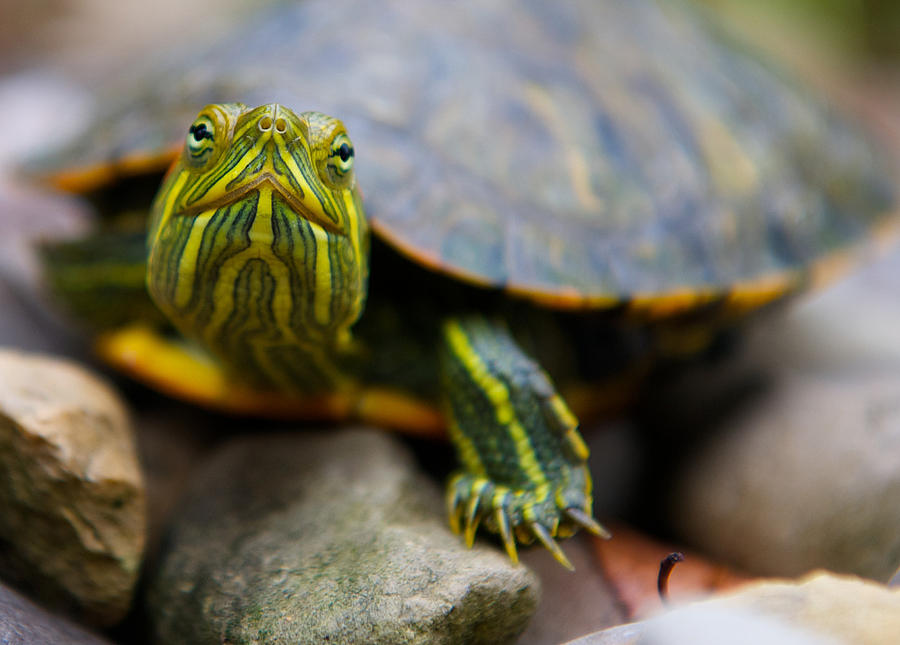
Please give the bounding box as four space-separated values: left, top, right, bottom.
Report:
440 316 609 569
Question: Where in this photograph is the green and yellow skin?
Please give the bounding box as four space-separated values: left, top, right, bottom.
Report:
111 102 605 567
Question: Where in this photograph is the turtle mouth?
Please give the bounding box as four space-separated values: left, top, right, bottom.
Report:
174 172 345 235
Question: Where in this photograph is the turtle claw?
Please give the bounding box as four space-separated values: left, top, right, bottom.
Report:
446 472 602 570
447 473 489 548
565 507 611 539
463 492 483 548
495 507 519 565
530 522 574 571
446 484 463 535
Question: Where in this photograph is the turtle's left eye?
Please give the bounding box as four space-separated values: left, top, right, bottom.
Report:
185 116 216 165
328 133 354 176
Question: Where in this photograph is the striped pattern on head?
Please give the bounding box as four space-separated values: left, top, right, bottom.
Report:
146 103 368 391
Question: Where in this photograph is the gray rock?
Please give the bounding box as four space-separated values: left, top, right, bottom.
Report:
565 606 836 645
672 371 900 581
0 579 113 645
566 572 900 645
663 247 900 581
148 428 539 645
0 349 146 625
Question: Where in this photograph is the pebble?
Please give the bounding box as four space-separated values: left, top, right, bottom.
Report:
0 579 113 645
0 349 146 625
149 428 539 644
567 571 900 645
660 248 900 581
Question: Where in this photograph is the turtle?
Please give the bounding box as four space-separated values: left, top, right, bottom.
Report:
29 0 898 569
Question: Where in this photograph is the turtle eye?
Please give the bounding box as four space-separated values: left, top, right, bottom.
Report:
185 116 216 165
328 133 355 176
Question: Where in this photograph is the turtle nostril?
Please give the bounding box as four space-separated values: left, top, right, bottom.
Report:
274 117 287 133
259 116 273 131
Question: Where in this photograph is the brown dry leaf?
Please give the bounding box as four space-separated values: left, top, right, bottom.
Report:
593 522 753 618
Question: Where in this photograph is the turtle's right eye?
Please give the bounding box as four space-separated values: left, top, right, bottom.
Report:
185 116 216 165
329 133 355 175
318 131 355 188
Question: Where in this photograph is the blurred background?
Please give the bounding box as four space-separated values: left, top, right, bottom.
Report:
702 0 900 60
697 0 900 152
2 0 900 77
0 0 254 80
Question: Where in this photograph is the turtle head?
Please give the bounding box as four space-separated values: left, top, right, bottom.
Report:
150 103 361 235
146 103 368 387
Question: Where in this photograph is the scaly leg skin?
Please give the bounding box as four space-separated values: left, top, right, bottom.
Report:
440 315 610 569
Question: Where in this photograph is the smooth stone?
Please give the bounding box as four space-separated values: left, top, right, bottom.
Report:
567 606 833 645
660 247 900 581
0 579 113 645
149 428 539 645
567 571 900 645
0 349 146 625
671 370 900 581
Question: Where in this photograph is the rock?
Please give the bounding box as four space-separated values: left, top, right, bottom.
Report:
567 606 835 645
709 572 900 644
0 579 113 645
657 247 900 581
149 428 539 645
671 371 900 581
566 571 900 645
0 349 146 625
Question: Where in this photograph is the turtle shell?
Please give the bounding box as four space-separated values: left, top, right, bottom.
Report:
33 0 898 310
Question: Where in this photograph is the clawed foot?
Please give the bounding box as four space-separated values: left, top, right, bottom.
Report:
446 472 610 570
439 315 610 569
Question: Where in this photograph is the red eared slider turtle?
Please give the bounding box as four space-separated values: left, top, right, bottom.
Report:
31 0 898 568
